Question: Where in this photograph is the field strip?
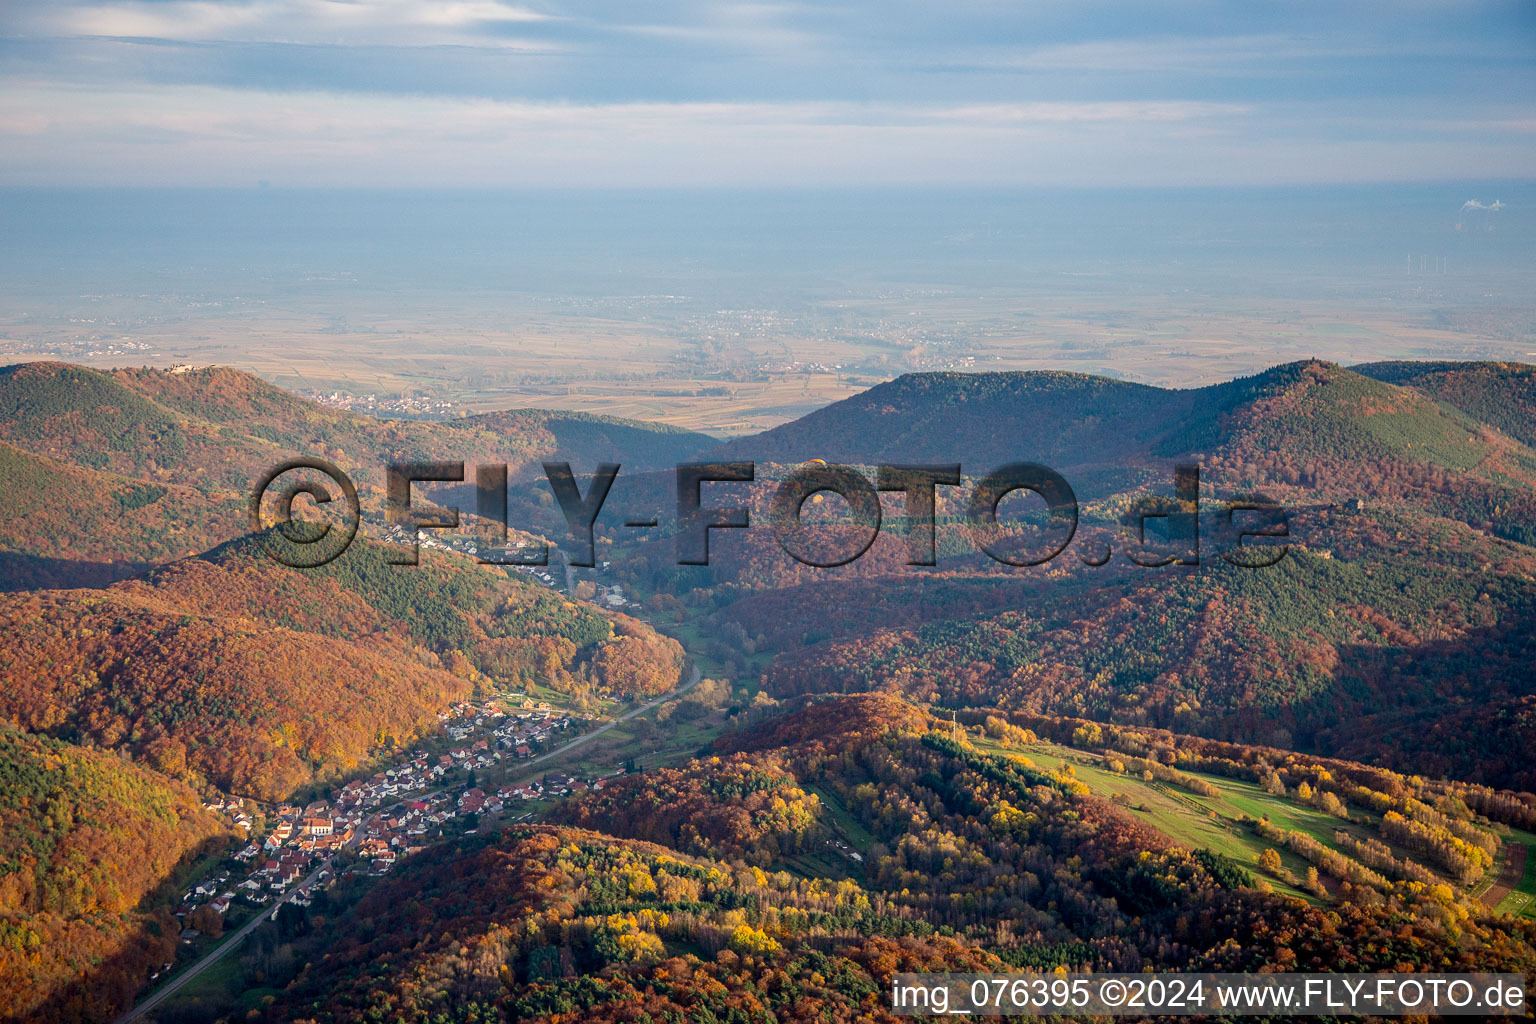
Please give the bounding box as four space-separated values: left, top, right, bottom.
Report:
1483 839 1526 909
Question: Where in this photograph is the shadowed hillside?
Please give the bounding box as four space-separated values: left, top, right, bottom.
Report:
0 532 685 800
0 724 235 1024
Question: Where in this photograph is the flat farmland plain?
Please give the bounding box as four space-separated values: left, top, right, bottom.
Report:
2 292 1531 435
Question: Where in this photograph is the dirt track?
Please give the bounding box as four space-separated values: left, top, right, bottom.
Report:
1482 840 1527 909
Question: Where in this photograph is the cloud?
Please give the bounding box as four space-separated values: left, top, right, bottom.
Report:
928 101 1246 124
1 81 1531 188
999 35 1343 75
0 86 1244 152
601 2 823 56
990 32 1531 76
14 0 559 49
0 113 50 136
1460 199 1504 211
0 1 1532 185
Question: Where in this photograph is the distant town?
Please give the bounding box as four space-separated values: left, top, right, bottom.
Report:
298 389 458 418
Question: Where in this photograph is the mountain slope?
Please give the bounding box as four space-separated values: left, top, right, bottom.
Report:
117 365 714 475
751 508 1536 788
710 369 1183 473
710 360 1526 489
275 824 1005 1024
0 363 190 475
0 528 686 800
1159 360 1497 474
0 440 239 576
458 407 713 471
0 361 713 580
0 723 234 1024
264 696 1536 1023
1354 360 1536 449
0 584 473 800
175 533 687 695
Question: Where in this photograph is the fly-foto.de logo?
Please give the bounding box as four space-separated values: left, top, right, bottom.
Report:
251 459 1290 570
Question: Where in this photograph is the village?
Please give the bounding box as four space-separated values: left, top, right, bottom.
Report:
171 696 624 943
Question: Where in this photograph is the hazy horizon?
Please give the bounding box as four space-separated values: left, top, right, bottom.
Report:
0 182 1531 432
3 0 1531 430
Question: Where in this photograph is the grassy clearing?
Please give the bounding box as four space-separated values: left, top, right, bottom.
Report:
151 916 289 1020
771 785 875 883
805 783 878 851
513 680 613 716
155 949 252 1014
661 618 773 684
1494 830 1536 920
983 738 1370 900
484 703 727 793
782 849 856 881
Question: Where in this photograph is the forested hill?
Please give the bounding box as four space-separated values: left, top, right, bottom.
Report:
0 361 713 585
0 723 234 1024
0 440 240 575
4 357 1536 1023
709 359 1536 499
0 581 473 801
0 361 713 1022
605 360 1536 793
708 368 1185 471
267 693 1536 1024
0 533 684 800
1353 360 1536 449
686 357 1536 567
0 527 687 1019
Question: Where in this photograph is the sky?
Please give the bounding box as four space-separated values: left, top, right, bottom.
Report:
0 1 1531 187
